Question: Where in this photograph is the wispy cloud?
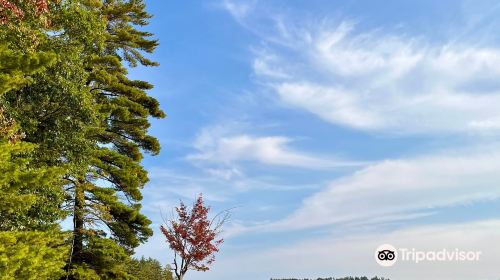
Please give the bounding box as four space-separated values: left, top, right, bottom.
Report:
270 148 500 231
222 3 500 134
215 0 500 233
221 0 254 21
146 168 231 203
187 124 364 169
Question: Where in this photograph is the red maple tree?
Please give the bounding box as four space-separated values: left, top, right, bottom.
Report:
160 194 228 280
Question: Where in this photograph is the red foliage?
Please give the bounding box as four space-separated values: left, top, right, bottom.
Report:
34 0 49 14
0 0 23 22
160 195 225 278
0 0 50 23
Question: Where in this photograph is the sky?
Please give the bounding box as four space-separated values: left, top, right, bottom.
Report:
131 1 500 279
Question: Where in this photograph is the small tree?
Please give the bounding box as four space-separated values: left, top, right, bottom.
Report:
160 194 228 280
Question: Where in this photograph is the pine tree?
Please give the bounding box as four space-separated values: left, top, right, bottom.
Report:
1 1 163 277
0 231 68 279
0 4 68 276
0 109 66 230
0 45 55 95
0 108 69 279
0 0 55 88
66 1 164 277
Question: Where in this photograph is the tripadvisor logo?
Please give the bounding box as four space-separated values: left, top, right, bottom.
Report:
375 244 397 267
374 244 482 267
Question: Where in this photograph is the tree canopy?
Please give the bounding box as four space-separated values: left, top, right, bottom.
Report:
128 257 174 280
0 0 165 278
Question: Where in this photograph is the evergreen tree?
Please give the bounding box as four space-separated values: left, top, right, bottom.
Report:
1 0 102 236
65 1 164 277
0 45 55 95
128 257 174 280
1 1 163 278
0 0 56 97
0 109 66 231
0 108 69 279
0 4 68 276
0 231 68 279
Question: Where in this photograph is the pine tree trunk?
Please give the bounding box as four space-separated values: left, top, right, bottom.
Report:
72 180 85 263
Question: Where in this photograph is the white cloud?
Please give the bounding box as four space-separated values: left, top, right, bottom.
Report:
275 82 383 129
190 134 327 167
221 0 254 23
270 149 500 231
215 1 500 234
145 168 231 203
243 17 500 134
188 126 363 169
205 167 243 180
252 50 291 79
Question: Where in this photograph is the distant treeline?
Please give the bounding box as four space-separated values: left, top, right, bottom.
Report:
271 277 389 280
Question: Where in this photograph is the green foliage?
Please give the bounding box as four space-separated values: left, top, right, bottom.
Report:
60 2 164 274
0 140 66 230
0 141 36 219
0 231 69 280
0 107 66 230
0 3 70 277
67 264 101 280
128 257 174 280
0 45 55 95
69 237 136 280
0 112 68 279
0 0 163 278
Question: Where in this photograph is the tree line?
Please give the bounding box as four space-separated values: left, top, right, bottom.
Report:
270 277 390 280
0 0 171 278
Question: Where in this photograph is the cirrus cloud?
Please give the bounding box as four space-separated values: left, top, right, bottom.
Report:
244 16 500 134
271 148 500 231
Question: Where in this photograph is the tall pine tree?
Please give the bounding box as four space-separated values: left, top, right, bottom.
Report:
65 1 164 278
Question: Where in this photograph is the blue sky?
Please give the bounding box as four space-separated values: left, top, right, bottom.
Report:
131 1 500 279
